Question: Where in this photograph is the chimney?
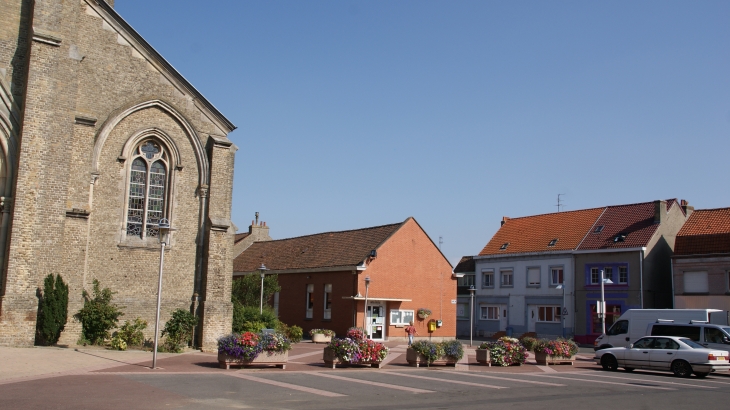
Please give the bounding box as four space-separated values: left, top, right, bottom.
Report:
680 199 694 218
654 200 667 224
248 213 270 241
501 216 510 226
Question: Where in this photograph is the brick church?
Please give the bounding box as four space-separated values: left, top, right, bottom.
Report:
0 0 236 350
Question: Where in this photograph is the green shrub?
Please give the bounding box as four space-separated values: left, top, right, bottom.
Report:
36 274 69 346
232 303 279 333
110 335 127 351
114 318 147 347
75 279 124 345
519 336 538 351
278 323 303 343
231 274 281 307
161 309 198 353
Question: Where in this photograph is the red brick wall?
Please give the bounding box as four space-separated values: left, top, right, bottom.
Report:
275 218 456 340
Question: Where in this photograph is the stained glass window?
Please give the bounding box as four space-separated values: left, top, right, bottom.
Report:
126 141 168 239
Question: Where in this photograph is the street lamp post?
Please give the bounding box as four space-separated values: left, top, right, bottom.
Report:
556 284 566 338
363 276 371 338
152 219 173 370
469 285 475 347
258 263 268 314
599 269 614 336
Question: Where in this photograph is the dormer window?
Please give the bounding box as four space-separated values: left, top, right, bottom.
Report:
499 243 509 250
594 226 604 233
548 238 558 247
613 233 627 243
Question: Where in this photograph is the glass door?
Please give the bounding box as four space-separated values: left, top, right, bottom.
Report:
367 304 385 340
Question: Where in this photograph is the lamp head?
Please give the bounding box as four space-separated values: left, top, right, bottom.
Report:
364 276 371 285
258 263 268 275
469 285 475 295
158 218 171 245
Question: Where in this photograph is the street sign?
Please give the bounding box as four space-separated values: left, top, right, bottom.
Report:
450 299 457 304
562 307 569 316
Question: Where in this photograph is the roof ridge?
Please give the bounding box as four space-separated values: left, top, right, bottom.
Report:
257 221 405 243
604 198 678 209
689 207 730 212
503 206 606 221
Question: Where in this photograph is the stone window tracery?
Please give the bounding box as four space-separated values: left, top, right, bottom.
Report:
126 140 169 239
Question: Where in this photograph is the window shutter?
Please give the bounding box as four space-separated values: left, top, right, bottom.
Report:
683 272 708 293
528 268 540 285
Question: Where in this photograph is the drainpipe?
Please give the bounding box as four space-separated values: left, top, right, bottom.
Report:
640 248 645 308
670 259 675 309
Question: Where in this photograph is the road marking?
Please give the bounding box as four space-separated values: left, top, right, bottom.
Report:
536 365 558 373
386 372 507 389
379 352 402 367
439 370 565 387
226 373 346 397
582 372 717 389
287 350 326 361
310 372 433 393
698 377 730 385
522 374 675 390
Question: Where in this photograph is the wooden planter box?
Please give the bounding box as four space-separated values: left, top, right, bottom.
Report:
218 351 288 370
312 334 332 344
475 349 491 366
406 348 458 367
534 351 574 366
322 346 383 369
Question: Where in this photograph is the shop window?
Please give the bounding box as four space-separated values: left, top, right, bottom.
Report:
538 306 561 322
390 309 414 325
590 304 621 334
323 284 332 319
305 284 314 319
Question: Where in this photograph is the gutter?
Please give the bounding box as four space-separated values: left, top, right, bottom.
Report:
572 246 647 255
474 250 575 260
640 248 645 308
233 265 359 276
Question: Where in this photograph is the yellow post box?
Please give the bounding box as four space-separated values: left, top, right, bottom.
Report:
428 320 437 332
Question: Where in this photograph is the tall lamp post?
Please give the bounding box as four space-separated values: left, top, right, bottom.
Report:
362 276 371 338
258 263 269 314
599 269 614 336
556 284 566 338
469 285 475 347
152 219 173 369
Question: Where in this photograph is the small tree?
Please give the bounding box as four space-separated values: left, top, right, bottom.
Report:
36 274 69 345
161 309 198 353
231 274 281 307
75 279 124 345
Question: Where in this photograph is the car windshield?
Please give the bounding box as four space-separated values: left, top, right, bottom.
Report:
721 327 730 337
680 338 705 349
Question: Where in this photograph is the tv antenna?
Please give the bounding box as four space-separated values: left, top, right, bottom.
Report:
557 194 566 212
439 236 443 250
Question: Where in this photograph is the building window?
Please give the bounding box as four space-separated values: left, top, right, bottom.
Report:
390 309 415 325
604 267 613 283
590 267 600 284
500 269 513 287
482 270 494 288
683 271 709 294
590 304 621 334
527 267 540 287
126 140 169 239
456 304 468 319
538 306 561 322
550 267 564 285
306 284 314 319
480 306 499 320
619 266 628 284
457 274 475 288
323 284 332 319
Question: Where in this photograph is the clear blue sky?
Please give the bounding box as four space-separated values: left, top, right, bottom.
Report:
116 0 730 266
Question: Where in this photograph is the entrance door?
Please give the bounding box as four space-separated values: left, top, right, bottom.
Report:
528 305 537 332
367 304 385 340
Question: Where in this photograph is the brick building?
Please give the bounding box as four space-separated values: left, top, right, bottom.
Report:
233 217 456 342
0 0 236 350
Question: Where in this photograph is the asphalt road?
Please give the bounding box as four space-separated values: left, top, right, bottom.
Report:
2 366 728 409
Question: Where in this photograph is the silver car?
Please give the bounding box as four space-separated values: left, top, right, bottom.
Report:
594 336 730 378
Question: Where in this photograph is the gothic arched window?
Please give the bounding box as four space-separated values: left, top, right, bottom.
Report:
126 140 169 239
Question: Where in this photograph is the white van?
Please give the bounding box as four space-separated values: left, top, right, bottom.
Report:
648 322 730 353
594 309 722 351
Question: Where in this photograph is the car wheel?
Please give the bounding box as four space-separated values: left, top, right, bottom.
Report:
623 367 635 372
693 372 709 378
671 360 692 378
601 355 618 371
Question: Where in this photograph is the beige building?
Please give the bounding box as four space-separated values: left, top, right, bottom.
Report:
0 0 236 350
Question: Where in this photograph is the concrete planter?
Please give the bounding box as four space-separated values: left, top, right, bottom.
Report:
218 351 288 370
534 351 574 365
322 346 383 369
475 349 491 366
406 348 458 367
312 333 332 344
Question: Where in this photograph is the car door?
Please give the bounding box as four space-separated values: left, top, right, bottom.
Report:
625 337 654 368
649 337 679 371
701 327 730 354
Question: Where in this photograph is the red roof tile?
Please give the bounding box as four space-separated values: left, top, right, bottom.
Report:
576 200 676 250
233 220 405 272
478 208 605 256
234 232 251 244
674 208 730 255
454 256 475 273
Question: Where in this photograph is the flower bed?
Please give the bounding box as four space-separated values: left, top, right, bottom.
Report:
310 329 335 344
407 340 464 367
533 338 578 365
477 337 528 366
217 331 291 369
323 327 389 369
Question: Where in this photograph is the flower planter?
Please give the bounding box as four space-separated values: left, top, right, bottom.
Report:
534 351 574 366
312 334 332 344
218 351 288 370
406 348 458 367
475 349 491 366
417 312 430 319
322 346 383 369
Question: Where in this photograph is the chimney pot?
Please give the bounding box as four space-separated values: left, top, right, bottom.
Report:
501 216 510 226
